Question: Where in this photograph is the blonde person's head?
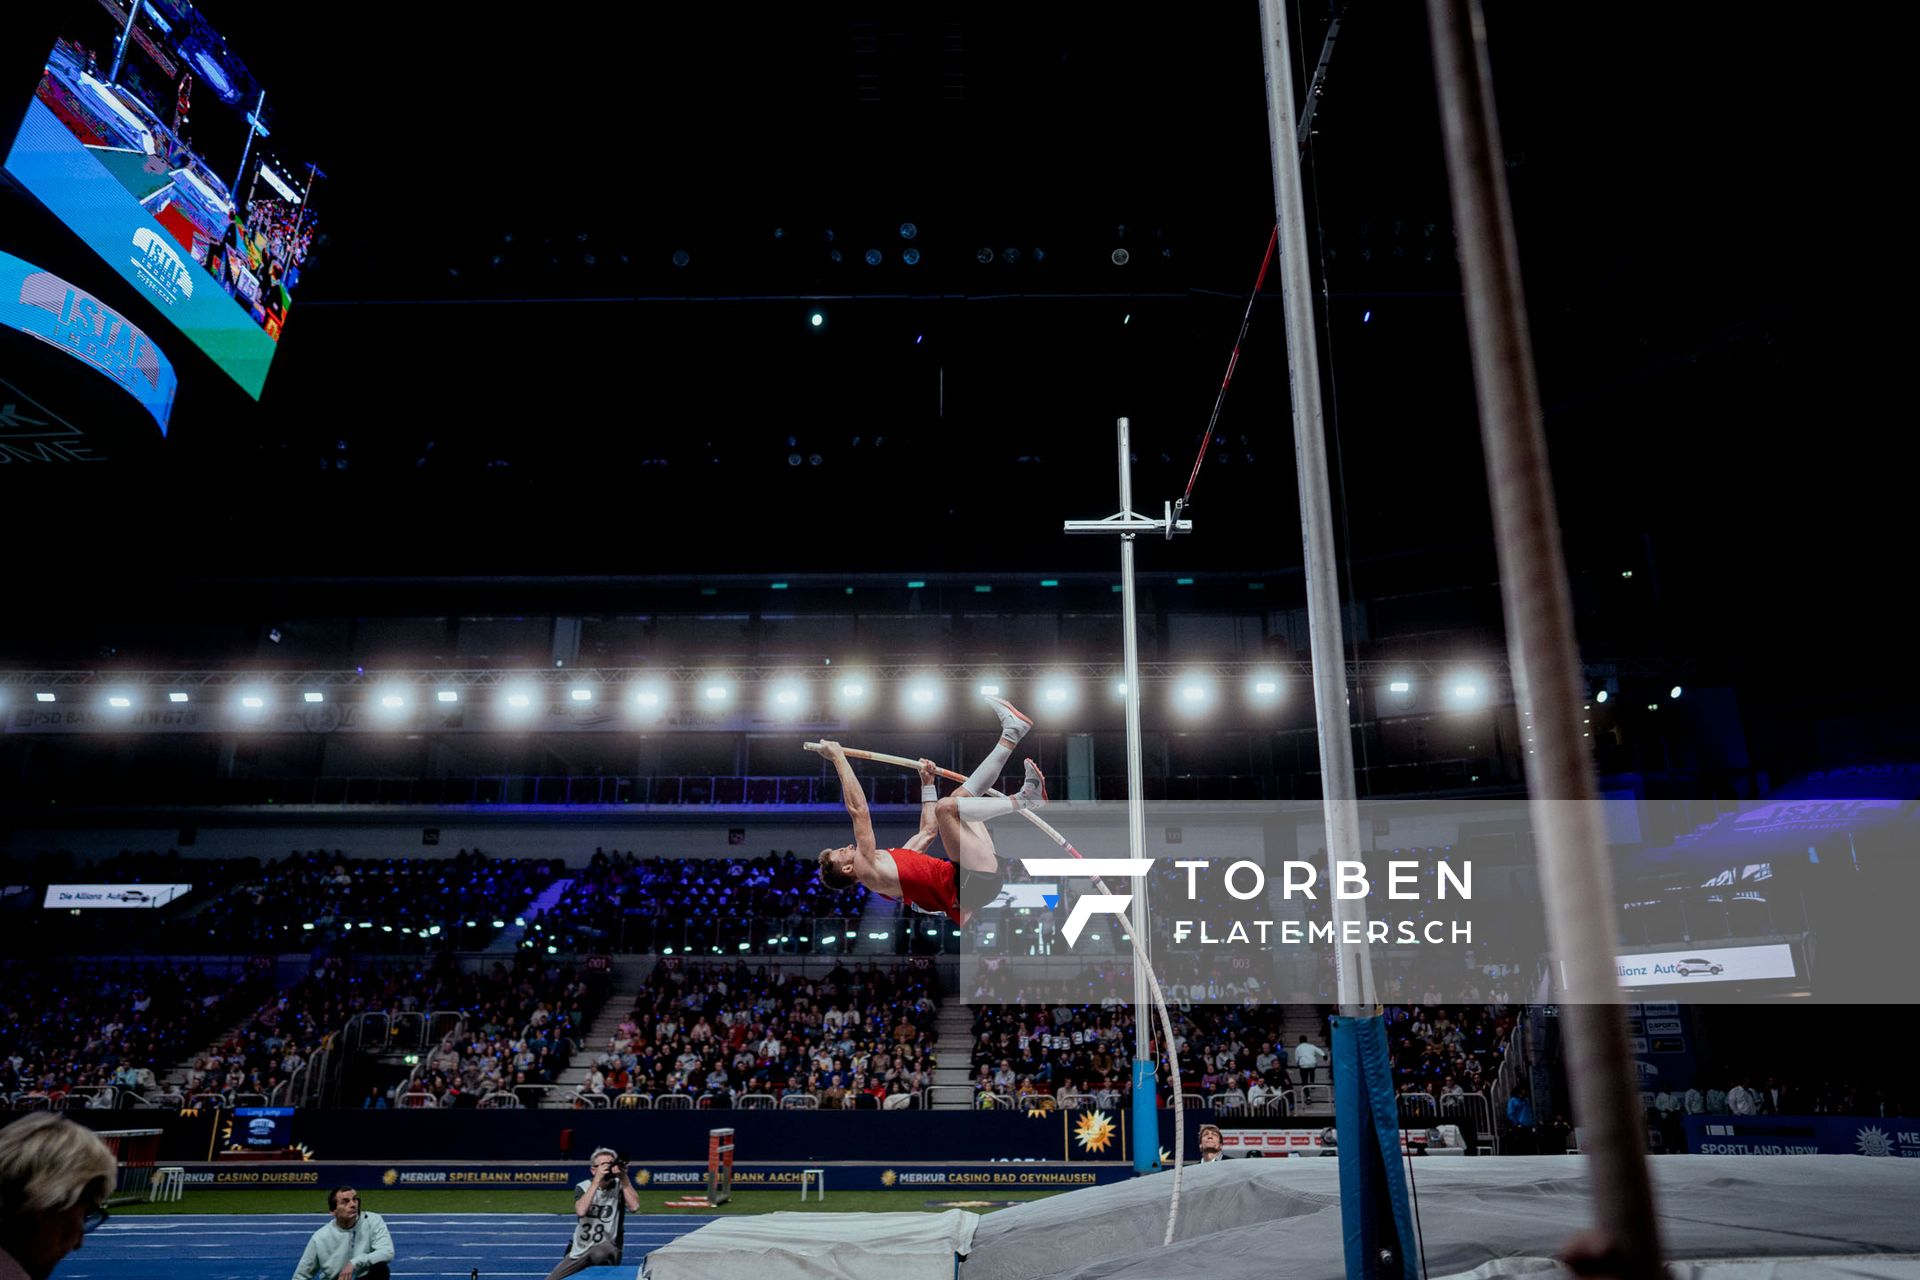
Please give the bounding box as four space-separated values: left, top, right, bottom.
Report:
0 1114 117 1221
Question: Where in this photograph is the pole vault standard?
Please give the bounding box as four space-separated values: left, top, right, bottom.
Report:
1424 1 1663 1273
1064 417 1191 1179
1256 3 1420 1275
802 741 1191 1243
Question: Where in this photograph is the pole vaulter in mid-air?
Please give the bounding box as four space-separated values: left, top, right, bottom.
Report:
813 694 1046 926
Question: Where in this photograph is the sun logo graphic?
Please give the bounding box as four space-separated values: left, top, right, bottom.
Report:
880 1169 898 1188
1017 859 1153 946
381 1169 398 1187
1074 1110 1117 1155
1855 1125 1895 1157
1025 1098 1057 1118
630 1168 651 1186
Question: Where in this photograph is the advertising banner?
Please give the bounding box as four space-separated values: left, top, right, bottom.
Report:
1686 1116 1920 1158
42 883 191 908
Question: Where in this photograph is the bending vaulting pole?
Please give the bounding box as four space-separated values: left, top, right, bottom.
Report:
1423 1 1663 1274
804 742 1188 1242
1255 0 1372 1012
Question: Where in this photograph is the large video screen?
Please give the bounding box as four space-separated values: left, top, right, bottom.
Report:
3 3 324 399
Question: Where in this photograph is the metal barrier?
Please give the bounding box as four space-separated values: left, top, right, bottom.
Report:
146 1092 185 1110
1398 1092 1439 1126
13 1093 52 1111
1287 1085 1335 1111
779 1094 819 1110
614 1093 651 1110
655 1094 695 1110
478 1091 522 1109
1057 1092 1097 1110
736 1093 776 1110
399 1091 439 1109
1179 1094 1208 1110
975 1092 1015 1111
68 1086 118 1110
1441 1090 1498 1154
271 1069 303 1106
922 1085 975 1109
188 1093 228 1110
1208 1092 1249 1115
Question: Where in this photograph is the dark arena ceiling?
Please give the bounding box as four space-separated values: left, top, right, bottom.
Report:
0 2 1906 675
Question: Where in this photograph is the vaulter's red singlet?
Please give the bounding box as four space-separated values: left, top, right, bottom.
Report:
886 847 964 924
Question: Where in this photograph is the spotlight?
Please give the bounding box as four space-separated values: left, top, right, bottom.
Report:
304 691 324 704
702 679 732 705
808 311 826 329
903 678 944 717
1388 680 1411 694
837 678 870 708
239 693 267 710
631 683 668 716
899 222 917 239
570 688 593 703
977 682 1003 698
1250 674 1282 701
501 685 537 716
1669 685 1683 700
864 249 882 266
902 248 920 266
1111 248 1130 265
976 247 993 264
1113 681 1128 698
671 249 690 267
169 692 190 704
1038 675 1076 709
374 685 409 714
1596 690 1610 704
1174 676 1214 713
107 695 131 709
767 677 808 717
1448 677 1483 707
1002 247 1020 264
35 693 55 703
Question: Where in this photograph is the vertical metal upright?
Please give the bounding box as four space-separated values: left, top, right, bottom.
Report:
1065 417 1190 1172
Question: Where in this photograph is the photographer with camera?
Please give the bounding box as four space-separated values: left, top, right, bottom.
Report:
540 1148 640 1280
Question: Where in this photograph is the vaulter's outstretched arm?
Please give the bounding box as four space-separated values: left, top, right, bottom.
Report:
820 740 877 856
902 757 940 853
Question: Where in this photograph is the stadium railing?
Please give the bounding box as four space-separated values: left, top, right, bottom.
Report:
654 1093 695 1110
478 1091 521 1109
398 1091 439 1109
613 1092 651 1109
922 1085 974 1109
1398 1092 1440 1125
778 1094 819 1110
188 1092 228 1110
736 1093 776 1110
1441 1090 1498 1154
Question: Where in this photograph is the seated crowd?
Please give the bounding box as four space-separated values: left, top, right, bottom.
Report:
151 848 562 952
388 956 610 1106
536 849 879 953
583 958 939 1108
0 960 272 1103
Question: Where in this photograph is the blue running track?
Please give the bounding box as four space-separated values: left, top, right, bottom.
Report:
60 1212 719 1280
